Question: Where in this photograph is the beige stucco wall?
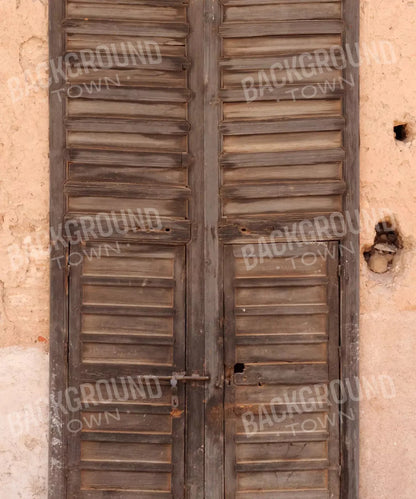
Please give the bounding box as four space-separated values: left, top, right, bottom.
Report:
359 1 416 497
0 0 49 496
0 0 415 497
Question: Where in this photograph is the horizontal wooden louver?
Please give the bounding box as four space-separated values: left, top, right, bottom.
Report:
219 0 346 231
224 242 340 498
63 0 191 242
68 243 185 497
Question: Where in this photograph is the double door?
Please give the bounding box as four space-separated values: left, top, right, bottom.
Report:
49 0 358 497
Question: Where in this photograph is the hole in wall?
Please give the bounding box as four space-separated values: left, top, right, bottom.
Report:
394 123 408 142
234 363 245 374
393 120 415 143
363 218 402 273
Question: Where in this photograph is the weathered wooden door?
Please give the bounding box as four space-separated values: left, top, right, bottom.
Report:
49 0 359 498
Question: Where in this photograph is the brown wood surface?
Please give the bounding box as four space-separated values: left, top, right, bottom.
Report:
50 0 359 497
224 242 340 497
341 0 360 497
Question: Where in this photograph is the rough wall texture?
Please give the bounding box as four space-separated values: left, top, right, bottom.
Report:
0 0 415 497
0 0 49 348
0 1 49 497
359 1 416 498
0 347 49 498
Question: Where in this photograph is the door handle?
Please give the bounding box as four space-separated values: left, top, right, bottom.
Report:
137 372 209 409
169 372 210 408
138 372 210 408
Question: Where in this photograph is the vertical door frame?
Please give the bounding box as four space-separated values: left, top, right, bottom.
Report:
203 1 224 498
341 0 360 497
49 0 67 497
186 0 208 496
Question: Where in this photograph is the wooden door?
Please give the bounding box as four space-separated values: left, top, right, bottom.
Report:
224 242 340 498
49 0 359 497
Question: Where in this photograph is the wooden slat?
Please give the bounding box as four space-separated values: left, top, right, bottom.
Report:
221 117 345 135
236 490 329 499
81 333 174 345
221 149 345 167
235 304 328 315
233 401 330 414
236 459 329 472
81 491 172 499
235 334 328 345
219 215 346 242
221 181 346 199
81 432 172 444
81 403 172 414
235 276 328 287
220 20 343 37
68 149 192 167
64 216 191 243
66 2 186 22
234 363 329 384
67 85 192 102
65 181 191 199
81 305 174 316
220 84 344 102
80 363 174 380
232 240 329 258
224 3 341 22
70 0 187 5
222 0 339 4
81 276 174 287
80 461 172 472
63 20 189 38
219 53 344 70
68 53 190 71
68 165 186 185
235 431 329 443
66 118 190 135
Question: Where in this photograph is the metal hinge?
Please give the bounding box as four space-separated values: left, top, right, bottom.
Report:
337 264 343 278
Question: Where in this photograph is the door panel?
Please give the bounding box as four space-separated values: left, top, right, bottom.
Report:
68 243 185 498
224 242 340 498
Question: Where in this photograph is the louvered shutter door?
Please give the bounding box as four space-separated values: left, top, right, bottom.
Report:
224 243 340 498
61 1 193 496
219 0 346 235
68 243 185 496
217 1 347 497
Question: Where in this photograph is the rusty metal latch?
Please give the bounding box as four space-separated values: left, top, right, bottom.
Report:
168 372 210 408
170 377 179 408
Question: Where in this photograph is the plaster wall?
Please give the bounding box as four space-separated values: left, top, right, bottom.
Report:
359 1 416 497
0 0 415 497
